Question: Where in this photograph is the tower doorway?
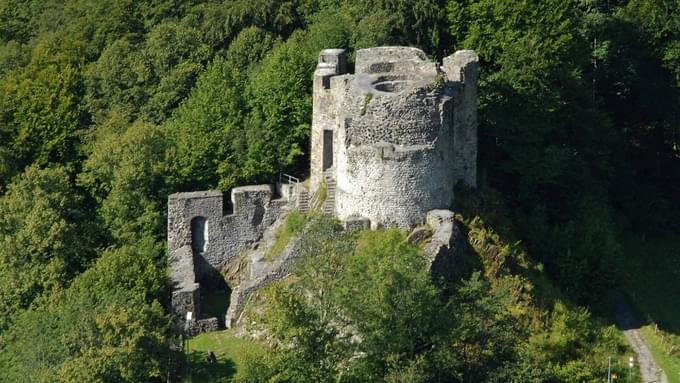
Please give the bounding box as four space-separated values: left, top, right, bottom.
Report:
323 129 333 170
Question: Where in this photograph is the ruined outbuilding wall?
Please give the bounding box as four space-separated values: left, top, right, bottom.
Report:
168 186 286 324
311 46 479 229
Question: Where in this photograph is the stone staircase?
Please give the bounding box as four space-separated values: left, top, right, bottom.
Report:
297 188 310 213
322 169 335 215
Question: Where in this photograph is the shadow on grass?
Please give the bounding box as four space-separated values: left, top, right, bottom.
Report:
187 350 236 382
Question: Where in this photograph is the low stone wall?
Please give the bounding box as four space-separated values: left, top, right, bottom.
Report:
186 317 220 337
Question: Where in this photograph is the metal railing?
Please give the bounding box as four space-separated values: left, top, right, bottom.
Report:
279 173 300 184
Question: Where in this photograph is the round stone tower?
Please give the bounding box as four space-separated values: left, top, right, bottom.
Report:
311 46 478 229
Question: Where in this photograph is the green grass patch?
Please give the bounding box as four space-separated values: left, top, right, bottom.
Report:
311 181 327 211
265 211 306 262
620 234 680 382
183 330 264 383
642 325 680 383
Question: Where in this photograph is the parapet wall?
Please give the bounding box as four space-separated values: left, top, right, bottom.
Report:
168 185 286 324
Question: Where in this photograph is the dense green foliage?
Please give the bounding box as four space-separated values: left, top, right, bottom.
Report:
0 0 677 381
0 239 170 382
237 214 632 382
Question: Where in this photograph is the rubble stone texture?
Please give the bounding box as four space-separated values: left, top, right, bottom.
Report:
311 47 478 229
167 186 286 326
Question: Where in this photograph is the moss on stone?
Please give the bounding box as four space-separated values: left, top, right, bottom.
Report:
360 93 373 115
311 181 327 211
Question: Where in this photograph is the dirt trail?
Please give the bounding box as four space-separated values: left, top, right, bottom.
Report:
613 291 669 383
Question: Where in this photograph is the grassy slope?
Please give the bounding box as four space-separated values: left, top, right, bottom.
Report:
265 211 306 261
620 235 680 383
183 330 264 383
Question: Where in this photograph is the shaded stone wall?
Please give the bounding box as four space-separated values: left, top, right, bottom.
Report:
443 50 479 187
168 186 286 324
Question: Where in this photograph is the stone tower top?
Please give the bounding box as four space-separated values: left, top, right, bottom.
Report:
310 46 479 229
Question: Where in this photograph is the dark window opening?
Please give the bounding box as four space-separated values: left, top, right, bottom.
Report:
323 129 333 171
191 216 208 255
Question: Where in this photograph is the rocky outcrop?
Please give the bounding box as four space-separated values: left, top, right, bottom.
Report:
422 210 467 283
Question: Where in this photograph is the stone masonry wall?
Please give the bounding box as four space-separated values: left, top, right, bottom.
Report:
331 47 454 228
309 46 479 229
168 185 286 324
443 50 479 187
310 49 347 193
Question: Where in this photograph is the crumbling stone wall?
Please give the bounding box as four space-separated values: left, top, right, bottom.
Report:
444 51 479 187
310 46 479 229
422 210 467 283
168 186 286 324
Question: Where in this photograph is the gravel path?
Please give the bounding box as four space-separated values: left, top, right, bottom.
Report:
613 291 669 383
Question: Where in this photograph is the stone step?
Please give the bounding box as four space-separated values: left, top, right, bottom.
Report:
320 170 335 215
297 189 310 213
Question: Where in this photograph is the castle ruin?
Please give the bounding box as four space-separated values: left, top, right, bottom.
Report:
168 46 479 331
